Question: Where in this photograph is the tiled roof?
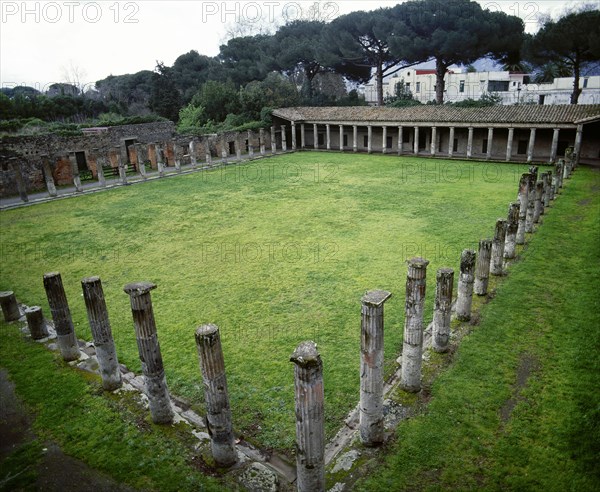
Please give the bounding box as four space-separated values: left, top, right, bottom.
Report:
272 105 600 125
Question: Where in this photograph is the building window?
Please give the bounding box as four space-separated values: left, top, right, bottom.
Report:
517 140 528 155
364 135 369 147
386 136 393 149
539 95 546 105
583 78 589 88
405 82 410 90
459 80 465 93
318 133 325 146
482 139 488 154
416 82 421 93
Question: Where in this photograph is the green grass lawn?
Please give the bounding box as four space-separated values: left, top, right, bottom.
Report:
356 166 600 491
0 152 536 451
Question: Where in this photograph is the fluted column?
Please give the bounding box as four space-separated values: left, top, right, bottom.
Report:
466 127 474 159
550 128 560 163
313 124 319 150
382 126 387 154
195 324 237 466
247 131 254 158
490 219 508 276
448 127 455 158
527 128 536 163
430 126 437 156
525 173 536 233
115 146 128 184
82 276 122 391
360 290 392 446
156 144 166 176
367 125 373 154
270 126 277 154
189 140 198 168
339 125 344 151
43 272 80 361
398 126 404 155
516 173 530 245
401 258 429 392
504 202 520 259
326 124 331 150
124 282 173 424
486 127 494 160
432 268 454 353
0 291 20 321
41 155 58 196
353 125 358 153
260 128 266 155
291 341 325 492
456 250 476 321
68 152 83 192
413 127 420 155
300 124 306 149
533 181 544 224
25 306 48 340
291 123 297 150
506 127 514 161
474 239 492 296
281 125 287 152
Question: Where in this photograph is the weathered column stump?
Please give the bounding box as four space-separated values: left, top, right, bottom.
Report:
401 257 429 393
504 202 520 260
0 291 21 321
543 171 552 208
43 273 81 361
124 282 173 424
360 290 392 446
533 181 544 224
456 250 476 321
195 324 237 467
474 239 492 296
525 173 536 233
432 268 454 353
516 173 529 245
82 277 122 391
291 341 325 492
491 219 508 276
24 306 48 340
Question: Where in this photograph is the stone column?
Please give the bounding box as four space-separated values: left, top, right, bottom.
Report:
205 142 213 166
516 173 530 245
474 239 492 296
221 135 229 163
115 147 128 184
490 219 508 276
25 306 48 340
271 126 277 154
247 131 254 158
281 125 287 152
41 155 58 196
413 127 420 155
9 159 28 202
0 291 20 321
260 128 266 155
300 124 306 149
123 282 173 424
156 144 166 177
553 162 562 198
353 125 358 153
504 202 520 259
574 124 583 166
291 123 297 150
400 257 429 393
359 290 392 446
291 341 325 492
398 126 404 155
525 173 536 233
382 126 387 154
506 127 514 161
313 124 319 150
93 149 107 187
43 272 80 361
527 128 536 163
339 125 344 151
189 140 198 168
172 141 182 171
563 152 571 179
367 125 373 154
533 181 544 224
543 171 552 208
235 133 242 161
550 128 560 163
456 250 476 321
195 324 237 467
68 152 83 192
326 124 331 150
466 127 474 159
82 276 122 391
430 126 437 156
448 127 455 158
486 127 494 160
432 268 454 353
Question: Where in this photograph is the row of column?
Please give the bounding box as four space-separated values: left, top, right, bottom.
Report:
0 154 577 491
295 123 583 164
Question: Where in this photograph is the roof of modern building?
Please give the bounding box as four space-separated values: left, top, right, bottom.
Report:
272 105 600 126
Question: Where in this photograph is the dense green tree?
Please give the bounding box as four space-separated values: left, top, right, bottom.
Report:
191 80 238 123
390 0 524 104
172 50 217 103
217 35 275 87
96 71 155 115
323 9 418 106
527 9 600 103
149 63 181 122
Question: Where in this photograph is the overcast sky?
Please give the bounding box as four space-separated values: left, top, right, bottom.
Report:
0 0 588 92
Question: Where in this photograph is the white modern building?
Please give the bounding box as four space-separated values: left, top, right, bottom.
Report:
364 68 600 106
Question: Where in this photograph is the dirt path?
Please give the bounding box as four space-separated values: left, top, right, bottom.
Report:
0 369 136 491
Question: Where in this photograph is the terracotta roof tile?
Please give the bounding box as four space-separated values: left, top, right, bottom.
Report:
272 105 600 125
